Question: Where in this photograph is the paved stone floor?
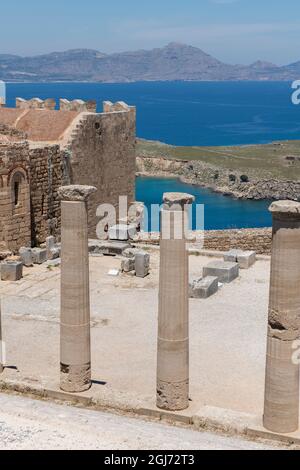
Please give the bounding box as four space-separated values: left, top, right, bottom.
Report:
0 393 282 450
0 249 271 416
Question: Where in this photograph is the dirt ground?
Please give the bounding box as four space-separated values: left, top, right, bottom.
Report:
0 248 270 416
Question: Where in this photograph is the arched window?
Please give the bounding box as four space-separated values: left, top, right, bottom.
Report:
11 172 24 208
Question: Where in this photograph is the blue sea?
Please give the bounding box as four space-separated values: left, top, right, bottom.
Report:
5 81 299 146
6 81 297 229
136 176 271 230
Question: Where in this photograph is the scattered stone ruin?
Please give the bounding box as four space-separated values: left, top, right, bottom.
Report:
0 98 136 253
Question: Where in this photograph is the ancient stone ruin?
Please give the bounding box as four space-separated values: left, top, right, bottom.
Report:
263 200 300 434
1 91 300 440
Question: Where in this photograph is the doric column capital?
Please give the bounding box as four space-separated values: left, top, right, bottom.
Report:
163 192 195 211
58 185 97 202
269 200 300 217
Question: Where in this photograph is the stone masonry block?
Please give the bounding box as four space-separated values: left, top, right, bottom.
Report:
237 251 256 269
135 251 150 278
108 224 137 241
203 261 239 284
224 249 256 269
121 257 135 273
46 236 60 260
1 261 23 281
109 224 129 241
224 249 242 263
88 240 130 257
189 276 219 299
122 248 140 259
31 248 47 265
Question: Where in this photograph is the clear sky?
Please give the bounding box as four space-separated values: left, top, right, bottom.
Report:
1 0 299 65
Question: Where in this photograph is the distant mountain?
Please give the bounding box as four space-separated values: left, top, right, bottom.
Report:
0 43 298 82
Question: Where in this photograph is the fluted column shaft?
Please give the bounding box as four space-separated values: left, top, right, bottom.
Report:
157 192 194 411
264 200 300 433
59 185 96 393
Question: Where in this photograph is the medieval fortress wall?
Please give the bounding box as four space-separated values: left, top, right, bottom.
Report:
0 98 136 252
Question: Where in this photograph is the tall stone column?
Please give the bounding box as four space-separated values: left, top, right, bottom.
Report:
58 185 97 393
263 200 300 433
157 192 195 411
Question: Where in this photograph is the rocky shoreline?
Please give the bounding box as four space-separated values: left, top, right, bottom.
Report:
136 155 300 201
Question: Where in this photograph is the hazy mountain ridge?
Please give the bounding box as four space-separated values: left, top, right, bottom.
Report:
0 43 298 82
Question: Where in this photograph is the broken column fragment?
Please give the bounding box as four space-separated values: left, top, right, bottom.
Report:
121 257 135 273
157 192 195 411
58 185 97 393
135 251 150 278
189 276 218 299
263 200 300 434
31 248 47 265
46 236 60 260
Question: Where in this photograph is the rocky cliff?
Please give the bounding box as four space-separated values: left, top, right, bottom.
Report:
136 155 300 201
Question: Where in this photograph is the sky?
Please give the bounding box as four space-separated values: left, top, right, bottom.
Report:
0 0 300 65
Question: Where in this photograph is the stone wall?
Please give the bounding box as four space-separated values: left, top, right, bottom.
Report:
201 228 272 254
16 98 56 110
68 106 136 238
29 145 65 246
0 125 27 140
0 142 31 251
134 227 273 254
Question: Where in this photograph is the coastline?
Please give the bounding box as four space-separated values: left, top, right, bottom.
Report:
136 139 300 201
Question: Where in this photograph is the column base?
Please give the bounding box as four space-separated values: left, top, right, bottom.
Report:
157 379 189 411
60 362 91 393
264 336 299 434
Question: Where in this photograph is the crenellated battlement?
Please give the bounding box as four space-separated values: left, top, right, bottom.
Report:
103 101 135 114
11 97 135 115
16 97 56 110
59 99 97 112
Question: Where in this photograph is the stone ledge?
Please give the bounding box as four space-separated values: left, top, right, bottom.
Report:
0 373 297 448
247 424 300 446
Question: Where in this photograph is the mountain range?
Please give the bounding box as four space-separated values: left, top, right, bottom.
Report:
0 43 299 82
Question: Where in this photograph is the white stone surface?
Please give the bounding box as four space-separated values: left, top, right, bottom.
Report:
0 394 281 450
0 251 273 417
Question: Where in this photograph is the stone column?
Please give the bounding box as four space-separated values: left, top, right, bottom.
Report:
263 200 300 433
157 192 195 411
58 185 97 393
